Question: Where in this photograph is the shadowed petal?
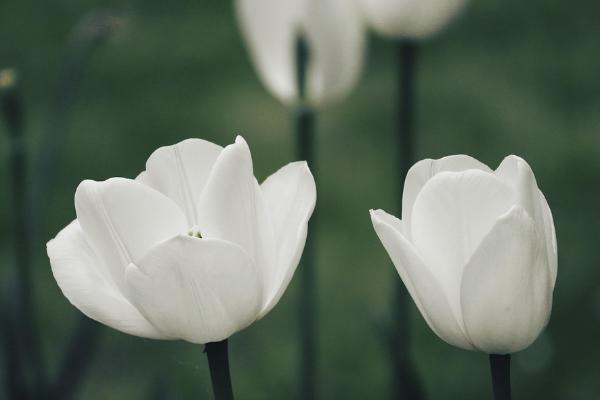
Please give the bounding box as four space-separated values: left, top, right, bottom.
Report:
402 155 492 240
410 170 514 321
495 155 557 287
125 236 262 344
144 139 223 225
75 178 187 291
47 220 163 339
460 206 552 354
258 161 316 317
197 136 275 293
370 209 473 350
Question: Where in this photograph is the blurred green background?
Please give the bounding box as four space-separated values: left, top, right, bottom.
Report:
1 0 599 398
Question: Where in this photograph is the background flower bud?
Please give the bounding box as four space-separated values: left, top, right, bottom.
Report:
235 0 366 107
357 0 468 39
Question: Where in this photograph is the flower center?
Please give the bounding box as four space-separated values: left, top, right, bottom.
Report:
187 225 202 239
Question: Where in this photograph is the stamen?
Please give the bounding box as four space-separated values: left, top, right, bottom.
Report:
187 225 203 238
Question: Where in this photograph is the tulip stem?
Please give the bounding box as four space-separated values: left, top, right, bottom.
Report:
389 40 424 400
46 11 124 398
1 68 46 397
295 34 318 400
205 340 234 400
489 354 512 400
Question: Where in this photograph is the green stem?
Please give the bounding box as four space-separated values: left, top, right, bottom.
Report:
295 34 318 400
1 68 45 398
205 340 234 400
389 40 424 400
46 11 124 398
489 354 512 400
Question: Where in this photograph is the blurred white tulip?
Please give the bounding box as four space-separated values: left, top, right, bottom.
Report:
370 155 557 354
235 0 366 107
358 0 467 39
48 136 316 344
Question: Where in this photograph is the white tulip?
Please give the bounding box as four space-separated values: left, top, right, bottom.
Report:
47 136 316 344
235 0 366 107
370 155 557 354
357 0 468 39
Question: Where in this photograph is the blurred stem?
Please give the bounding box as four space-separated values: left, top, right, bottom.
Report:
49 318 101 399
33 9 122 220
489 354 512 400
45 10 124 397
1 299 29 399
295 34 318 400
1 69 45 398
205 340 234 400
389 40 423 400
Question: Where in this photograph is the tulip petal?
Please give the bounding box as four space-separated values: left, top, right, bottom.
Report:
370 209 473 350
410 170 514 321
143 139 223 226
258 161 316 317
402 155 492 240
460 206 552 354
357 0 468 39
235 0 365 106
495 155 558 286
301 0 366 105
197 137 275 292
125 236 262 344
47 220 163 339
75 178 187 291
540 193 558 286
235 0 301 104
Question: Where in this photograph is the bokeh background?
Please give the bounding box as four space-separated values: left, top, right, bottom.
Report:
1 0 599 399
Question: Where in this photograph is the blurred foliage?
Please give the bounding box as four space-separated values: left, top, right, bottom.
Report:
1 0 599 399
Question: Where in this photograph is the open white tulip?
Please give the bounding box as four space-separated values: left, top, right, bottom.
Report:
47 136 316 344
358 0 467 39
370 155 557 354
235 0 366 107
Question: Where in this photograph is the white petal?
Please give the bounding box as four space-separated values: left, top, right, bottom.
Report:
357 0 468 39
460 206 552 354
301 0 366 106
197 137 275 293
75 178 187 291
370 209 473 349
495 155 557 286
402 155 492 240
410 170 514 321
125 236 262 344
135 171 151 185
258 161 316 317
540 193 558 286
47 220 163 339
235 0 365 107
144 138 223 226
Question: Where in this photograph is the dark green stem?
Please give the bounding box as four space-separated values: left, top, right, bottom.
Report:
389 40 423 400
32 10 123 212
49 318 101 399
1 69 45 398
489 354 512 400
46 11 124 398
0 298 29 399
205 340 234 400
295 34 318 400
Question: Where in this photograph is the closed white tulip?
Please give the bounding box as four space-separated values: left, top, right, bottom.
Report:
47 136 316 344
358 0 467 39
370 155 557 354
235 0 366 107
